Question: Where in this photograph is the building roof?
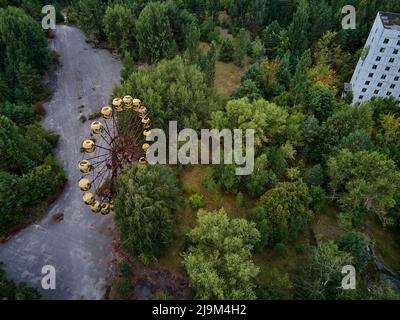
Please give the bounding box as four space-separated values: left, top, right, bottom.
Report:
379 11 400 30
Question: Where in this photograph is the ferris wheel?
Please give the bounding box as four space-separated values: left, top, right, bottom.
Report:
78 96 151 215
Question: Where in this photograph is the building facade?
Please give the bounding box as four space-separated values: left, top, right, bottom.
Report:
350 12 400 103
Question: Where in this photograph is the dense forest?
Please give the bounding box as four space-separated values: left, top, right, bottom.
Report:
0 1 67 299
1 0 400 300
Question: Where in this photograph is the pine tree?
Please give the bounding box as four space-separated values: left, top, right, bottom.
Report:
234 28 248 67
277 51 292 90
290 49 311 105
135 2 176 63
287 0 309 60
219 38 234 62
184 22 200 61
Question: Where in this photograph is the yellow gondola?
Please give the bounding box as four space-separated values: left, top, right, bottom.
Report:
82 139 95 154
100 203 111 215
143 129 151 137
123 95 133 109
132 98 141 110
112 98 123 112
78 160 92 174
83 192 95 205
138 157 147 164
142 143 150 152
101 106 113 122
90 201 101 213
78 178 91 192
90 121 103 136
141 116 150 125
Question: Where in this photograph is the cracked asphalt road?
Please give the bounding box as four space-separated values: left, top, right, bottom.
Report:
0 25 122 299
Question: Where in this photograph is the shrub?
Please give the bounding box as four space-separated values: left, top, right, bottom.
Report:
188 193 205 209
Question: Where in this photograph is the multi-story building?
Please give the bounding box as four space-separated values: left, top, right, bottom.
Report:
349 12 400 104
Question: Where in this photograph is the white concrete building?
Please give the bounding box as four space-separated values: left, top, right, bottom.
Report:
350 12 400 103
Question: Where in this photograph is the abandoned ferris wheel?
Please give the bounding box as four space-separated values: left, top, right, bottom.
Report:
78 96 151 215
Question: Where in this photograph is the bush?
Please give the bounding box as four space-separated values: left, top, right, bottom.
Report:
113 278 132 300
117 261 131 277
188 193 205 209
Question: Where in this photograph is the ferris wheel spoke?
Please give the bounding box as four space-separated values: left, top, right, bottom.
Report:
93 144 112 152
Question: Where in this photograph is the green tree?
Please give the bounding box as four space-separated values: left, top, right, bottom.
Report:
0 115 34 173
103 4 135 53
338 232 370 270
319 103 374 160
304 164 324 186
296 241 353 300
77 0 106 40
183 209 260 299
262 21 282 59
230 79 262 101
290 49 311 105
249 180 312 248
0 171 29 233
287 0 309 60
0 102 35 125
328 150 400 226
277 51 291 90
184 22 200 61
136 1 176 63
23 155 65 204
336 129 374 154
212 98 303 149
233 28 248 67
114 57 211 131
196 41 216 86
114 164 180 261
0 6 49 101
305 85 336 121
219 38 234 62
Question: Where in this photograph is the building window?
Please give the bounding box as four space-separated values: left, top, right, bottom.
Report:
374 90 379 94
385 66 391 71
369 73 374 78
378 82 383 87
390 84 396 89
389 58 395 63
362 88 367 92
372 64 378 69
397 40 400 46
359 95 364 99
376 56 382 61
395 76 399 81
365 80 371 85
384 38 389 44
386 92 392 96
394 49 399 54
381 74 387 79
380 47 385 53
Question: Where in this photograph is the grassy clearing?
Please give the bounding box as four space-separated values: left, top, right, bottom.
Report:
157 165 255 271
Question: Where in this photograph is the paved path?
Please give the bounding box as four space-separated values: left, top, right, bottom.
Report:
0 25 122 299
